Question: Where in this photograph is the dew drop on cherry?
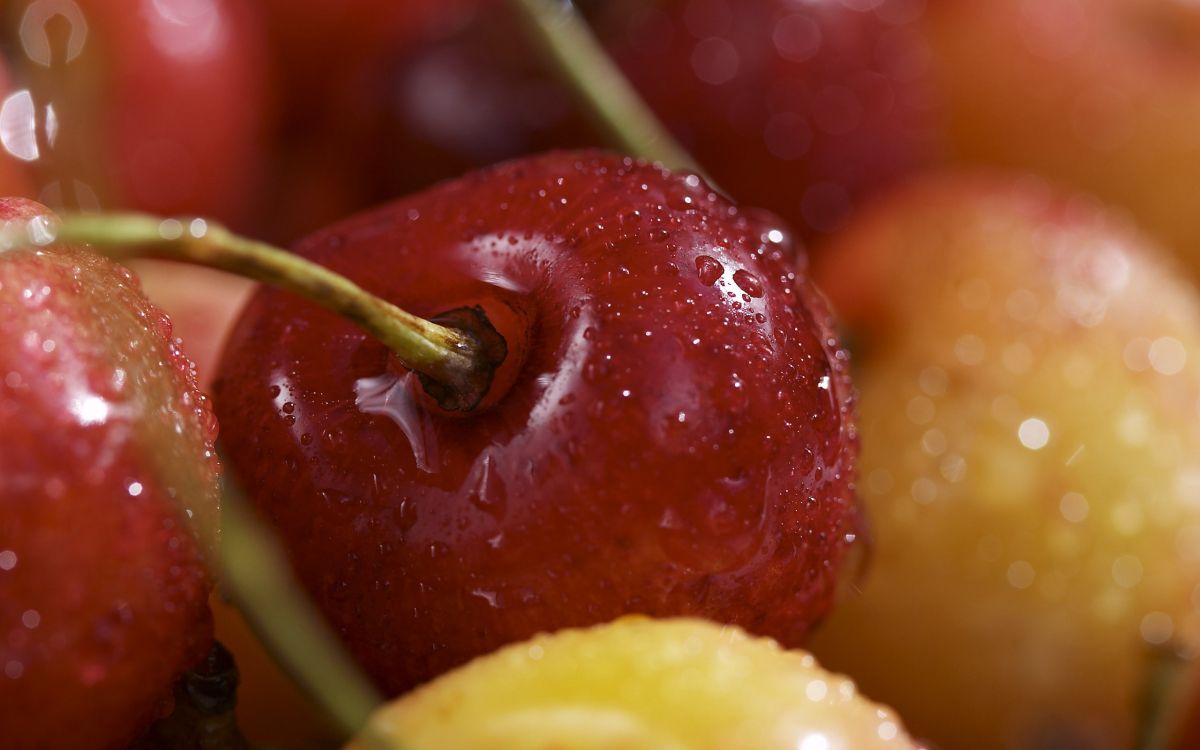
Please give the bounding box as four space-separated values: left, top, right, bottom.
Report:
695 255 724 286
733 269 765 298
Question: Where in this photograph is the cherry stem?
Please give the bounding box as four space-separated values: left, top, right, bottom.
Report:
219 488 395 750
511 0 711 182
13 212 497 410
1134 643 1194 750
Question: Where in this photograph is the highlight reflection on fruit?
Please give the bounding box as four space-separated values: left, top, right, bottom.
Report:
1 0 269 224
0 198 220 750
925 0 1200 278
809 174 1200 750
214 150 861 696
347 617 917 750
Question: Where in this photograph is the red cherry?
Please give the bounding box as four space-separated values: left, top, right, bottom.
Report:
0 198 220 749
3 0 269 224
602 0 937 237
377 0 937 239
214 151 860 695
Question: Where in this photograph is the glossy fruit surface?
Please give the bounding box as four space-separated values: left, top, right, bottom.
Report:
2 0 268 224
0 198 221 749
215 150 860 695
925 0 1200 277
128 261 254 388
348 617 917 750
809 175 1200 750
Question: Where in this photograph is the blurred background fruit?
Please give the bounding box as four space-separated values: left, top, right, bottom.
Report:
923 0 1200 280
0 0 270 225
809 174 1200 750
375 0 940 244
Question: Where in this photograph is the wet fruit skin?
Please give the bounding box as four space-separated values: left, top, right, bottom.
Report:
348 617 917 750
808 175 1200 750
0 198 221 750
215 150 859 695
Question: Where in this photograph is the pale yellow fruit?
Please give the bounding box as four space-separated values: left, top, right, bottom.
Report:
812 174 1200 750
346 617 916 750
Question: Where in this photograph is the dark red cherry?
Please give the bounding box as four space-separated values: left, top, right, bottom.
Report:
0 198 220 749
603 0 938 237
377 0 937 240
214 151 860 695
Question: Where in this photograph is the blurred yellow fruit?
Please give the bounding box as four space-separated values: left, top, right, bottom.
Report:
812 174 1200 750
346 617 916 750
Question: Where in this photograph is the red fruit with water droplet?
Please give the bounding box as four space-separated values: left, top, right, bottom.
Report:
214 151 860 695
0 198 220 749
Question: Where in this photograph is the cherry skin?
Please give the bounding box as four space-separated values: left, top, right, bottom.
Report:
0 198 221 749
214 151 860 695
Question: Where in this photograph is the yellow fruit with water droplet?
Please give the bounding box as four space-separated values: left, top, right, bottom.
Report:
811 174 1200 750
345 617 917 750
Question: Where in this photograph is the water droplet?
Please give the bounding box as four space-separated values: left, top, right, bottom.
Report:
732 269 763 298
695 255 724 286
355 372 439 473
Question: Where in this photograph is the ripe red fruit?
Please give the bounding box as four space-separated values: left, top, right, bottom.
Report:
214 151 860 694
0 198 220 749
3 0 268 224
379 0 937 239
603 0 938 237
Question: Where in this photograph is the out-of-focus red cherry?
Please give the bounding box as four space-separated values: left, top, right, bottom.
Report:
214 151 860 695
377 0 938 241
1 0 270 225
0 198 221 750
0 59 35 196
602 0 938 238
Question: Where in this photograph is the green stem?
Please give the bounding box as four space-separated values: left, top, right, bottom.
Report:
1 212 499 410
63 214 471 378
219 489 394 750
1134 643 1194 750
511 0 708 179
